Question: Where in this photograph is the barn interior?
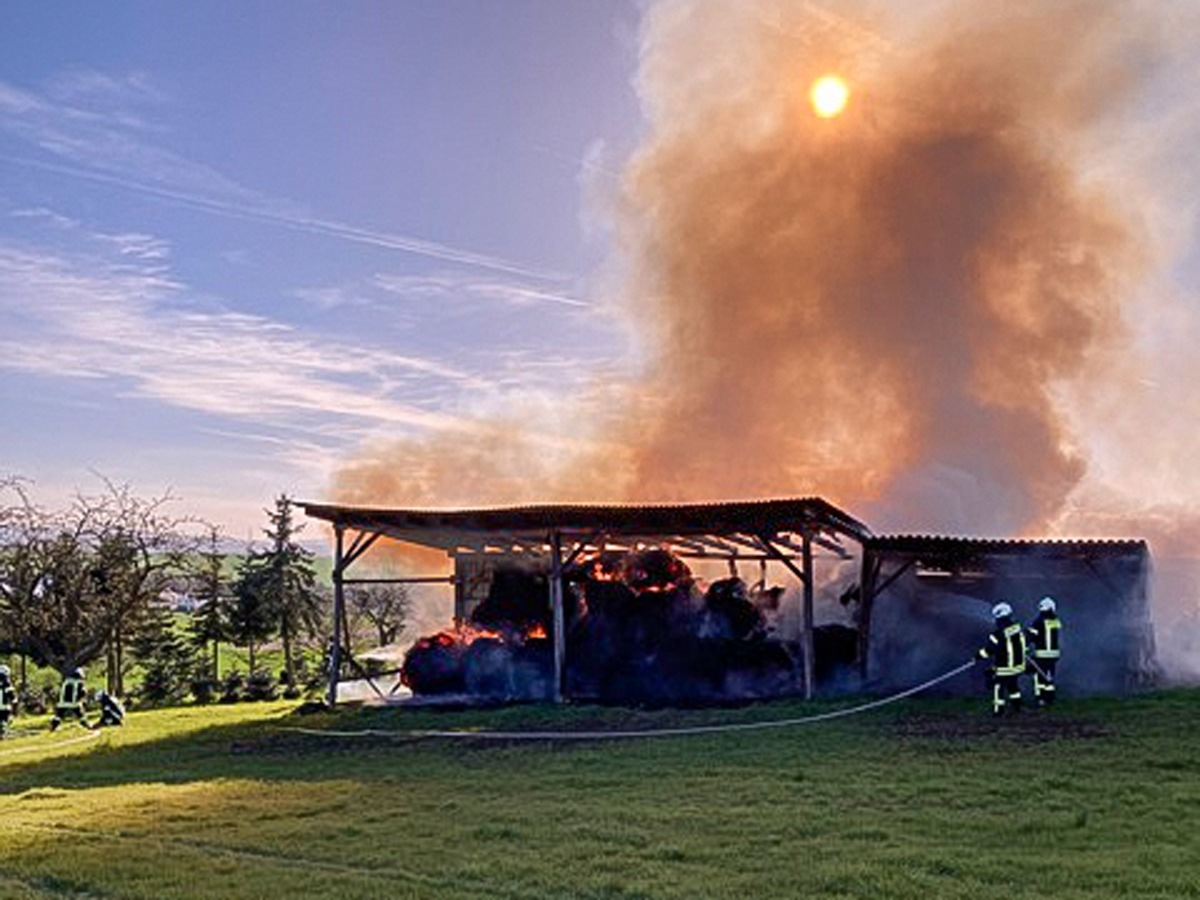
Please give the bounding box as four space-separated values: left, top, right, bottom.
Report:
861 535 1156 697
299 499 1156 706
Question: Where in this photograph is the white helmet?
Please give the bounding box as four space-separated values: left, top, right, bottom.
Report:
992 602 1013 620
0 664 9 678
1039 596 1057 613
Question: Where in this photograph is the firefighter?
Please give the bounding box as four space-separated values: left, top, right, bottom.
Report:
95 690 125 727
1027 596 1063 707
977 602 1027 716
0 664 16 737
49 667 92 732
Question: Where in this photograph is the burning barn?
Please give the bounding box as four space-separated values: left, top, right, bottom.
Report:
299 499 1157 706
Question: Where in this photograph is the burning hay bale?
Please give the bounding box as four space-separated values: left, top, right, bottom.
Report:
469 567 551 636
400 631 469 695
400 564 555 700
401 547 805 705
701 577 767 641
400 629 555 701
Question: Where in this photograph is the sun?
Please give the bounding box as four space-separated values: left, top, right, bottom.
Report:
809 75 850 119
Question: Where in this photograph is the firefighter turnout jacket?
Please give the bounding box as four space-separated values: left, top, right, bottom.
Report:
978 619 1028 676
58 675 86 710
0 676 15 714
97 692 125 726
1028 612 1063 661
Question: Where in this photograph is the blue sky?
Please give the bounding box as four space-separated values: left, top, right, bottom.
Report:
3 1 1199 548
0 1 643 536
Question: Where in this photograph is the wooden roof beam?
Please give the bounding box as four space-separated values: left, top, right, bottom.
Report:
667 537 716 555
690 536 744 556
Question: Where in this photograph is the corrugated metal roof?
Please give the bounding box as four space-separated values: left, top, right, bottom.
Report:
298 497 873 552
867 534 1147 555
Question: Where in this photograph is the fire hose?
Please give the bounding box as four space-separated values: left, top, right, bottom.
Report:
0 729 101 759
279 658 980 742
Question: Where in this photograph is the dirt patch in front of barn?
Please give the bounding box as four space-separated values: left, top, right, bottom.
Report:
890 711 1114 744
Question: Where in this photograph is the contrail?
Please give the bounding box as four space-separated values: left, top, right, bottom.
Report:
2 154 565 281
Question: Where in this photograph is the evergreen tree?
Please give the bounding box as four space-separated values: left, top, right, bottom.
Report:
258 496 322 694
231 495 322 693
189 527 230 682
229 555 275 676
131 603 195 706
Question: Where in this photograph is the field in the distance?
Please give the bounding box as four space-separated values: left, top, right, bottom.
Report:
1 690 1197 899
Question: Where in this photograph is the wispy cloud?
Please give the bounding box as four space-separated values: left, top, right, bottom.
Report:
0 239 482 437
530 141 624 181
374 272 589 309
293 285 372 312
192 426 349 478
0 78 260 207
43 69 167 110
0 72 564 280
9 207 172 266
10 207 81 230
94 231 171 262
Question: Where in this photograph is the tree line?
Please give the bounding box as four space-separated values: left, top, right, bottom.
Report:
0 478 408 707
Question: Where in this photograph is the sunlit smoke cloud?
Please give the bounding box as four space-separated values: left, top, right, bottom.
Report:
329 0 1200 677
336 1 1183 531
607 0 1167 536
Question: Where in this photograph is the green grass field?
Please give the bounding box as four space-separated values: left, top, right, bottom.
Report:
1 689 1198 899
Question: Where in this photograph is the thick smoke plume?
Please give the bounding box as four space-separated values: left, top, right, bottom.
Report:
332 3 1200 673
609 0 1156 534
336 1 1163 531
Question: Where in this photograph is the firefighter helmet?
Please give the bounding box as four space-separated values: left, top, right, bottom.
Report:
1039 596 1057 613
992 602 1013 620
70 667 84 680
0 664 9 678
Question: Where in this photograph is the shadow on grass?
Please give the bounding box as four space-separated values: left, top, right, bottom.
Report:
2 687 1191 798
0 691 896 795
1 690 1197 900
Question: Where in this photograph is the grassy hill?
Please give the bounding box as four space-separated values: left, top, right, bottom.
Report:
1 690 1198 899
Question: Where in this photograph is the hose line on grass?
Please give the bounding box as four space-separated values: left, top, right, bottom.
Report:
0 729 101 758
279 659 978 742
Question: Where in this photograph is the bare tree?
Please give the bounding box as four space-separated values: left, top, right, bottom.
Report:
83 479 201 695
0 478 55 689
347 583 411 648
0 483 105 678
0 477 199 691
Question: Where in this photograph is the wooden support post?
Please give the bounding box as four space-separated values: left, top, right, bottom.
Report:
858 548 878 682
856 554 916 683
756 533 815 700
328 523 345 707
549 530 566 704
801 533 815 700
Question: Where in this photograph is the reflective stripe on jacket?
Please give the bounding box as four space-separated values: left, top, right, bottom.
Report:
978 621 1027 676
58 677 85 709
1028 614 1062 659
